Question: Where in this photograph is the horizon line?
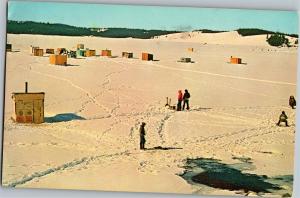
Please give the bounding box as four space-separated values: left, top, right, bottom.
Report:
8 20 299 35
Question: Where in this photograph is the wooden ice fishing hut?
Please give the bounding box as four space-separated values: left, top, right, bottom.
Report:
178 57 192 63
77 44 84 50
101 49 112 57
46 48 55 54
230 56 242 64
122 52 133 58
86 49 96 57
6 44 12 52
142 52 153 61
12 82 45 124
188 48 194 52
49 54 67 65
33 48 44 56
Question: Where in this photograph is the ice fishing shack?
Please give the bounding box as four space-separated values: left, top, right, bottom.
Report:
49 54 67 66
11 82 45 124
33 48 44 56
230 56 242 64
77 44 84 50
187 48 194 52
86 49 96 57
6 44 12 52
178 57 192 63
122 52 133 58
46 48 55 54
102 49 112 57
142 52 153 61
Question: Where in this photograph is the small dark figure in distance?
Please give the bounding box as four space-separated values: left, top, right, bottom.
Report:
289 95 296 109
177 90 183 111
140 122 146 150
277 111 289 127
183 89 191 110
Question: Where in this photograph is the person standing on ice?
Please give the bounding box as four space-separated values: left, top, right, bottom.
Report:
177 90 183 111
277 111 289 127
289 95 296 109
182 89 191 110
139 122 146 150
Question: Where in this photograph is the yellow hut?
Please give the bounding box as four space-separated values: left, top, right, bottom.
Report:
49 55 67 65
187 48 194 52
11 82 45 124
86 50 96 57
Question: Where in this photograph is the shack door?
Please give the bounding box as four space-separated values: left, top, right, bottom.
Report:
33 99 43 123
16 100 33 123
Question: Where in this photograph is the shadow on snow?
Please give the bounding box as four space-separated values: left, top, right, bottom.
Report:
45 113 85 123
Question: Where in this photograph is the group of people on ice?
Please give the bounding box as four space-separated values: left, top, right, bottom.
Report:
177 89 191 111
276 95 296 127
139 89 192 150
139 93 296 150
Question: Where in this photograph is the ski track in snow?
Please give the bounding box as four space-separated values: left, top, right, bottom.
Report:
150 62 296 86
113 58 296 86
4 151 130 188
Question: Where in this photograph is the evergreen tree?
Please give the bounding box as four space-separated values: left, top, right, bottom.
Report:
266 33 289 47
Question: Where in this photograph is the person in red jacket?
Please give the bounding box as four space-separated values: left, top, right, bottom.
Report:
177 90 183 111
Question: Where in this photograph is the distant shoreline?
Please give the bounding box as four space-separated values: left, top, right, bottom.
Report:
6 32 298 49
7 20 299 39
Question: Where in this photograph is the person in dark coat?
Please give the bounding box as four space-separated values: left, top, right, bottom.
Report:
182 89 191 110
177 90 183 111
277 111 289 127
140 122 146 150
289 95 296 109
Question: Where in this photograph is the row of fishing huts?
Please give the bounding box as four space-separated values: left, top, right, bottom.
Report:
28 44 156 65
7 43 243 65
